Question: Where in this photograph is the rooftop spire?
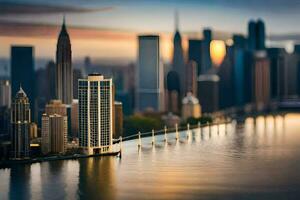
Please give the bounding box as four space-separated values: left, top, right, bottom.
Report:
175 10 179 31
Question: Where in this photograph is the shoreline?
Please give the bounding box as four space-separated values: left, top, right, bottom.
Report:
0 151 121 169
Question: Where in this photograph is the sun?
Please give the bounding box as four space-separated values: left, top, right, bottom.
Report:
210 40 226 67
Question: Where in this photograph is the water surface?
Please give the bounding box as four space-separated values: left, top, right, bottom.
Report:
1 114 300 200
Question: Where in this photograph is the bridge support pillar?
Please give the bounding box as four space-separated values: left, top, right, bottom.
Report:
175 123 179 140
152 129 155 145
138 131 141 148
164 126 167 142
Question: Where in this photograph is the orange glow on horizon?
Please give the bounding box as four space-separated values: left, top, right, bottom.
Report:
210 40 226 67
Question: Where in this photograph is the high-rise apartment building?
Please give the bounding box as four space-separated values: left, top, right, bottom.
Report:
41 114 68 154
78 74 113 155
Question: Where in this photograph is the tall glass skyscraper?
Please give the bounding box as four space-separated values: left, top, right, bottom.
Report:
56 17 73 105
11 87 31 159
136 35 164 112
78 74 113 155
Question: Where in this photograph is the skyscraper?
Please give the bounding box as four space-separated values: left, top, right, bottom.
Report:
248 20 257 51
11 87 31 159
172 11 186 96
202 29 212 73
248 19 266 51
79 74 113 155
188 39 202 75
256 19 266 50
185 61 197 95
136 35 164 112
197 75 219 113
11 46 35 121
56 17 73 105
253 51 270 111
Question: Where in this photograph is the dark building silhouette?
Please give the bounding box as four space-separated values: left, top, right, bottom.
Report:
172 11 186 97
46 61 56 101
166 70 180 113
248 19 266 51
11 87 31 159
197 74 219 113
201 29 212 72
233 34 247 49
267 48 286 100
218 46 235 109
248 20 257 51
185 61 197 95
56 17 73 105
188 39 202 75
10 46 35 121
256 20 266 50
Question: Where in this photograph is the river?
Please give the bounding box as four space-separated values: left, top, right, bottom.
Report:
1 114 300 200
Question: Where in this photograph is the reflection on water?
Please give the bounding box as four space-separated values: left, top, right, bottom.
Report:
1 114 300 200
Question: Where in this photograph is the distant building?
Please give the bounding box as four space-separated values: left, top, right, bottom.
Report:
41 99 68 154
11 87 31 159
218 46 234 109
233 34 247 49
166 70 180 113
267 48 286 100
0 80 11 108
253 51 270 111
71 99 79 138
45 99 67 116
162 112 180 128
29 122 38 140
45 61 56 101
201 29 212 73
185 61 198 96
248 19 266 51
11 46 35 121
79 74 113 155
172 11 186 96
114 101 123 139
0 107 10 137
56 17 73 105
136 35 164 112
41 114 67 154
197 74 219 113
188 39 202 75
181 92 201 121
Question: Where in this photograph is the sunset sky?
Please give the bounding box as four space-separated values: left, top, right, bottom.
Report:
1 0 300 62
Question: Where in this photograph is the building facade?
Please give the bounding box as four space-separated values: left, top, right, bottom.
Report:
41 100 68 154
11 87 31 159
136 35 164 112
78 74 113 155
41 114 68 154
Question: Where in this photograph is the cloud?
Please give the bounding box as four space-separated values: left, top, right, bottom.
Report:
0 19 135 40
0 1 114 15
